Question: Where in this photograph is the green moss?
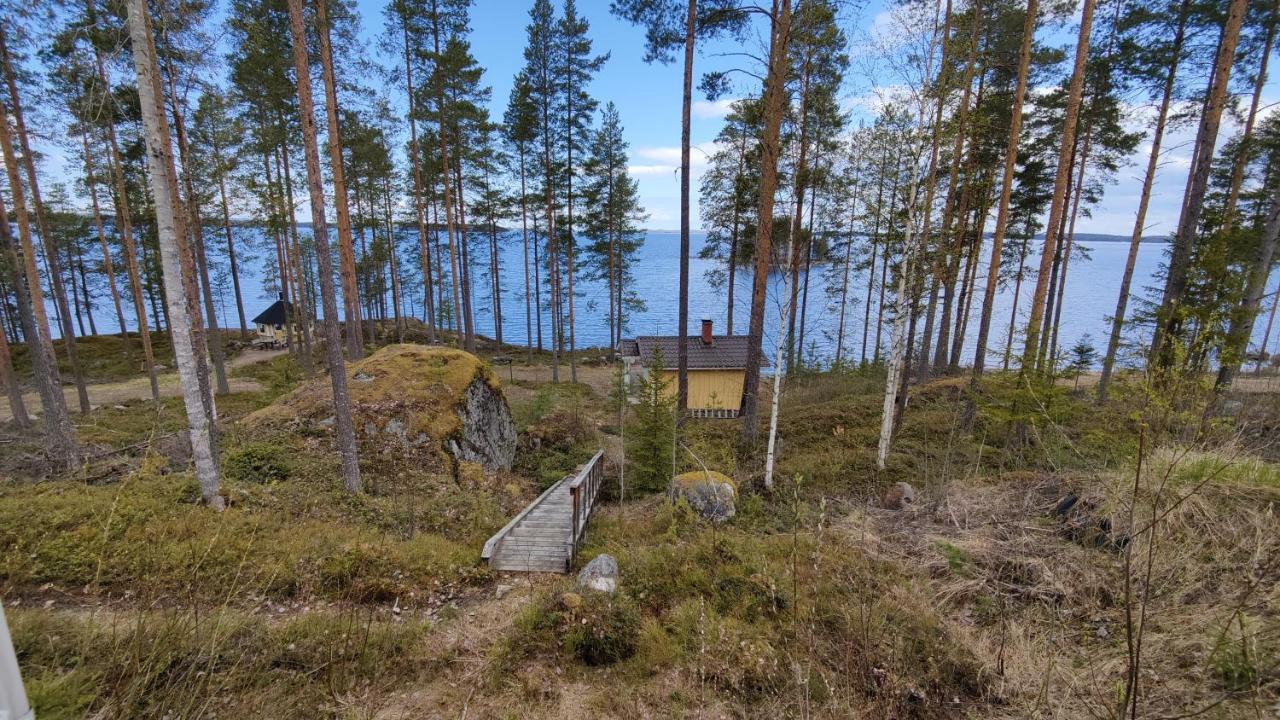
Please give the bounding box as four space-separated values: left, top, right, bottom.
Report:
222 442 291 484
671 470 735 490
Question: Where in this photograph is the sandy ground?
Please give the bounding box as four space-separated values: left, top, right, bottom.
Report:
501 361 616 399
0 348 287 422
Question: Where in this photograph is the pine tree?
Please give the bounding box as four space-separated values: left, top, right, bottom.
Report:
503 71 539 358
581 102 647 348
556 0 607 385
698 99 760 336
285 0 362 493
626 348 675 493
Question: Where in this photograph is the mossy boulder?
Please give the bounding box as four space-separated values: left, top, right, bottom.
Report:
669 470 736 523
245 344 516 471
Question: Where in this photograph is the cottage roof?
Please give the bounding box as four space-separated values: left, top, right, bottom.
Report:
251 299 297 326
618 335 768 370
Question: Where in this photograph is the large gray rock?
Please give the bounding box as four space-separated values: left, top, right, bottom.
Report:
670 470 736 523
246 345 517 473
445 379 517 471
576 554 618 593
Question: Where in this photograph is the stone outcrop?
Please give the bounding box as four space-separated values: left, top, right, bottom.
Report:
246 344 516 472
670 470 736 523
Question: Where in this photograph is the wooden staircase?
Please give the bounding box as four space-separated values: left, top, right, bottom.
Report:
482 450 604 573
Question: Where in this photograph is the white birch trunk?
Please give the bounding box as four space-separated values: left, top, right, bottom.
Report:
876 1 946 470
764 248 792 490
124 0 222 508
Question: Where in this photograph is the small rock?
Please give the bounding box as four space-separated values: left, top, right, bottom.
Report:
318 416 335 427
882 481 917 510
352 372 374 383
495 583 513 600
385 418 407 437
576 554 619 594
1221 399 1244 417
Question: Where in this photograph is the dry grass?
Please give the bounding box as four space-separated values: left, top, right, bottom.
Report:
841 444 1280 719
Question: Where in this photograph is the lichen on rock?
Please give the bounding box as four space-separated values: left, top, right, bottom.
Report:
670 470 737 523
244 344 516 472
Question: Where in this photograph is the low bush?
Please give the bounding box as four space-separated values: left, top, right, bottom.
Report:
222 442 291 483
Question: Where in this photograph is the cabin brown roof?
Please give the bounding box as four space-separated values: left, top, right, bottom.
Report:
618 335 767 370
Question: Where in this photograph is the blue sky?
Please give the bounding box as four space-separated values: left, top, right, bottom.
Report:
28 0 1275 237
348 0 1274 237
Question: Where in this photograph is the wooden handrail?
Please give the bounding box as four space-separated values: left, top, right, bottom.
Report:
567 450 605 568
483 449 606 569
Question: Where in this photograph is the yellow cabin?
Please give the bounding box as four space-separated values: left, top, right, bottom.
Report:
250 296 309 348
617 319 764 419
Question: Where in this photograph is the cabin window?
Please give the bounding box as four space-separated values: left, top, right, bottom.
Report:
274 324 282 331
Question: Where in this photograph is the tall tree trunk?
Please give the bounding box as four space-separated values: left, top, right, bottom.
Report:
677 0 696 415
1255 281 1279 374
0 27 90 414
431 0 467 352
727 128 748 336
1020 0 1096 374
453 160 476 348
316 0 362 359
400 19 437 345
1215 189 1280 390
862 142 887 365
69 245 88 338
0 290 26 426
383 177 405 342
286 0 362 493
124 0 220 505
1149 0 1247 368
279 142 315 370
1097 0 1188 403
1048 133 1091 367
912 0 955 385
164 64 230 395
930 1 982 375
215 170 248 338
83 131 132 354
1219 10 1274 237
0 190 68 449
263 150 294 357
739 0 792 446
93 41 159 400
971 0 1036 379
785 59 813 373
518 146 533 360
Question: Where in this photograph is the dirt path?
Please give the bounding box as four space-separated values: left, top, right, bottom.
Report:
0 348 287 422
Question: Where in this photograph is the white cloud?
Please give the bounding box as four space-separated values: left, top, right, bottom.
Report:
693 98 738 119
629 164 678 176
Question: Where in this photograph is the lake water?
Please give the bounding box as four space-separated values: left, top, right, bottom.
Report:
75 229 1280 370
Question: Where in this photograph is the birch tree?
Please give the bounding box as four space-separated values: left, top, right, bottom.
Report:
123 0 221 506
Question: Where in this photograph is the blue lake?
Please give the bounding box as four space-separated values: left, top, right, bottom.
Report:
73 229 1280 370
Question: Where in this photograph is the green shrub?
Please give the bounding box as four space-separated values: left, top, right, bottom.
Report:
223 442 291 484
565 592 641 666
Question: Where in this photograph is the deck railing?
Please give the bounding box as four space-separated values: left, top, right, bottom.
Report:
566 450 605 569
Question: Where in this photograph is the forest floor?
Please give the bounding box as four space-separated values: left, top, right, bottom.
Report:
0 346 285 422
1 335 1278 718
